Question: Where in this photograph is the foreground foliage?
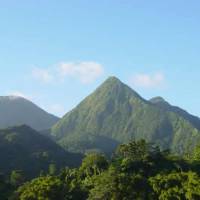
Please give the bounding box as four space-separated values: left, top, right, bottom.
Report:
3 139 200 200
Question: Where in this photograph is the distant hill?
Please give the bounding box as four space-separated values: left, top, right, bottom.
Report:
51 76 200 155
0 96 59 131
0 125 82 177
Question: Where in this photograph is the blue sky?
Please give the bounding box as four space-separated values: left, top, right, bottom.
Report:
1 0 200 117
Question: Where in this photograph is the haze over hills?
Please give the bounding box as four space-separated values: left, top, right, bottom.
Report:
0 96 59 131
0 125 82 177
51 76 200 155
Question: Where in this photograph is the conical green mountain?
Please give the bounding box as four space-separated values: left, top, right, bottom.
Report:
0 125 82 178
0 96 59 131
51 77 200 154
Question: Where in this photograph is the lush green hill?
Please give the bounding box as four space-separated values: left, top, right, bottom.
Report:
0 125 82 177
150 96 200 130
51 77 200 154
0 96 59 131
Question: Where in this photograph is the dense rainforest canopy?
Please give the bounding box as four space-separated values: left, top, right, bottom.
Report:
2 139 200 200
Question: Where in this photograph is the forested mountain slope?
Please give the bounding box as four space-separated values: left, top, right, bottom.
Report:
0 125 82 177
51 77 200 154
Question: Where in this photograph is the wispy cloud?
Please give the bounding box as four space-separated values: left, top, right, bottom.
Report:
58 61 104 83
31 61 104 84
32 68 53 83
130 72 165 89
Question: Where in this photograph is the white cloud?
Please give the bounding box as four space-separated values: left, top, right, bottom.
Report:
32 68 53 83
130 72 165 89
58 61 104 83
31 61 104 84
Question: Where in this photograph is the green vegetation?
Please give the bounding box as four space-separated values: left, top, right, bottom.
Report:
149 172 200 200
13 176 65 200
51 77 200 155
3 139 200 200
0 125 82 178
2 77 200 199
0 96 59 131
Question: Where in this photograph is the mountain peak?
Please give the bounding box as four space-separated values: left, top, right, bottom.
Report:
107 76 121 81
150 96 168 104
97 76 144 101
103 76 123 85
0 95 59 131
51 76 200 155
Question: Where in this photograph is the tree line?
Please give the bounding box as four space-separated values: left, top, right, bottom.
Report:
2 139 200 200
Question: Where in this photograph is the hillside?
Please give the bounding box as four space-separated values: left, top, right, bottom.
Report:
0 96 59 131
0 125 82 177
51 77 200 154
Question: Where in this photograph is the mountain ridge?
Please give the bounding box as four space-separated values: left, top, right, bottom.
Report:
0 95 59 131
0 124 82 177
50 77 200 155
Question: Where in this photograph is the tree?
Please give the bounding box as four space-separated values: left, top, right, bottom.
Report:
191 144 200 161
13 176 65 200
49 163 57 175
79 153 108 177
88 166 149 200
62 168 88 200
10 170 25 188
116 139 162 162
149 171 200 200
114 140 165 176
0 173 13 200
9 140 200 200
